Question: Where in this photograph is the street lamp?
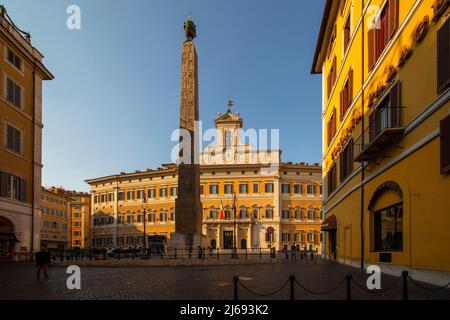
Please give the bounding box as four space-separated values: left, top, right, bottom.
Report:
233 193 238 258
142 194 147 257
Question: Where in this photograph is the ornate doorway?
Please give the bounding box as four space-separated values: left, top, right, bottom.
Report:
223 231 233 249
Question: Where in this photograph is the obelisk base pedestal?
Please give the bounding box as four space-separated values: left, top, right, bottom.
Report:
168 233 207 257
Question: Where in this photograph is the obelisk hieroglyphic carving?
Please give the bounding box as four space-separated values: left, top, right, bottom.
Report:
171 14 204 249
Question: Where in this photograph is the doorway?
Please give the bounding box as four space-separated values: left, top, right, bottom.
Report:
223 231 233 249
330 230 337 260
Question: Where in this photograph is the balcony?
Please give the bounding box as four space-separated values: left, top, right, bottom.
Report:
354 107 404 162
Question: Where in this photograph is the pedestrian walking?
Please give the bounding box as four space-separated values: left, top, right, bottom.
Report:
35 248 51 280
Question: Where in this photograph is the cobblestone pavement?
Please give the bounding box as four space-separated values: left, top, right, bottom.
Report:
0 259 449 300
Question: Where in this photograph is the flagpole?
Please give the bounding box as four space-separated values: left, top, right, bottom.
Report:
233 193 237 258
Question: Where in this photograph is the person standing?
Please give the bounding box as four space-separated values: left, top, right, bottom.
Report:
35 248 51 280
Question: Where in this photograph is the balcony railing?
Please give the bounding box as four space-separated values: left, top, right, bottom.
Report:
354 107 404 162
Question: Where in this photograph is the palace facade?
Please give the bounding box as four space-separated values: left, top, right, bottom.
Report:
312 0 450 284
86 110 323 251
0 6 53 260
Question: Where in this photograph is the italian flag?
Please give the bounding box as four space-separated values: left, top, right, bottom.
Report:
220 201 225 220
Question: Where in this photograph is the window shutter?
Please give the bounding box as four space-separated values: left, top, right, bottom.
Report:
19 178 27 202
368 28 376 70
388 0 399 38
437 18 450 93
14 128 21 153
389 81 402 127
0 172 9 197
441 115 450 174
7 125 14 150
7 79 14 103
340 90 344 121
333 56 337 85
348 69 354 106
339 0 345 14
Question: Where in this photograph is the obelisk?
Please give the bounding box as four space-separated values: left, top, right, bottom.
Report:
170 14 204 250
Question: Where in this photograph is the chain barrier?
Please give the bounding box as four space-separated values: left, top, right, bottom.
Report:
294 277 346 296
351 276 401 294
408 276 450 292
237 278 290 297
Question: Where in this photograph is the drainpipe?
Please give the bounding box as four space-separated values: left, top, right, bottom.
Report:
31 54 37 257
360 0 366 271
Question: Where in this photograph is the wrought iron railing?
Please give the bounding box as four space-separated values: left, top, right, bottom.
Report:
354 107 404 161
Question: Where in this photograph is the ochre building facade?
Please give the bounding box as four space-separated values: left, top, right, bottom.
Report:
0 7 53 260
312 0 450 284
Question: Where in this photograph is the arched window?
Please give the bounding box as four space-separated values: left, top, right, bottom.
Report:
369 181 404 252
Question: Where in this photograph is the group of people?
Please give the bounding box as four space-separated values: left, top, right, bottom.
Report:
280 244 316 261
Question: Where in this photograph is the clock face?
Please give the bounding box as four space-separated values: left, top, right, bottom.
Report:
225 130 233 148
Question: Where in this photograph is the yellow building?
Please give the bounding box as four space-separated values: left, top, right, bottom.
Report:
0 6 53 260
86 110 323 251
67 191 91 249
312 0 450 283
43 188 91 249
40 188 71 250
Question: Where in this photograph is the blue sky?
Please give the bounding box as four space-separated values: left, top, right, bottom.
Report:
4 0 325 191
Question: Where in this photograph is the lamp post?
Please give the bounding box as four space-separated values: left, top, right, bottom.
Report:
233 193 238 258
142 194 147 256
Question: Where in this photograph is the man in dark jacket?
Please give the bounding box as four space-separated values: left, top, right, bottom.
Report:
35 248 51 280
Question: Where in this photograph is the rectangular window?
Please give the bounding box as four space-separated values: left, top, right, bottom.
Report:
340 139 354 181
239 209 247 219
6 78 22 108
295 232 301 242
368 0 399 69
307 232 315 243
148 189 156 198
6 124 21 154
307 185 315 195
0 171 26 202
265 209 274 219
327 109 337 147
437 17 450 93
265 183 274 193
440 115 450 174
294 184 302 194
343 14 351 53
239 183 248 194
170 187 177 197
200 185 204 195
327 163 337 196
159 188 167 197
209 185 218 195
118 192 124 201
281 184 290 194
374 203 403 251
340 69 353 120
327 56 337 98
282 210 290 220
137 190 144 199
282 233 290 242
7 49 22 70
127 191 134 200
252 183 259 193
224 184 233 194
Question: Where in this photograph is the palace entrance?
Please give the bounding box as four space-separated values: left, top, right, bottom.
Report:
223 231 233 249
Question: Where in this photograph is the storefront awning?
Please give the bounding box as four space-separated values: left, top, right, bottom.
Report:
0 233 19 242
321 215 337 231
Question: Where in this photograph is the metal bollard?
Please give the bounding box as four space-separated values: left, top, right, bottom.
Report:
346 274 352 301
259 247 262 259
233 276 239 301
289 275 295 301
402 271 409 301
